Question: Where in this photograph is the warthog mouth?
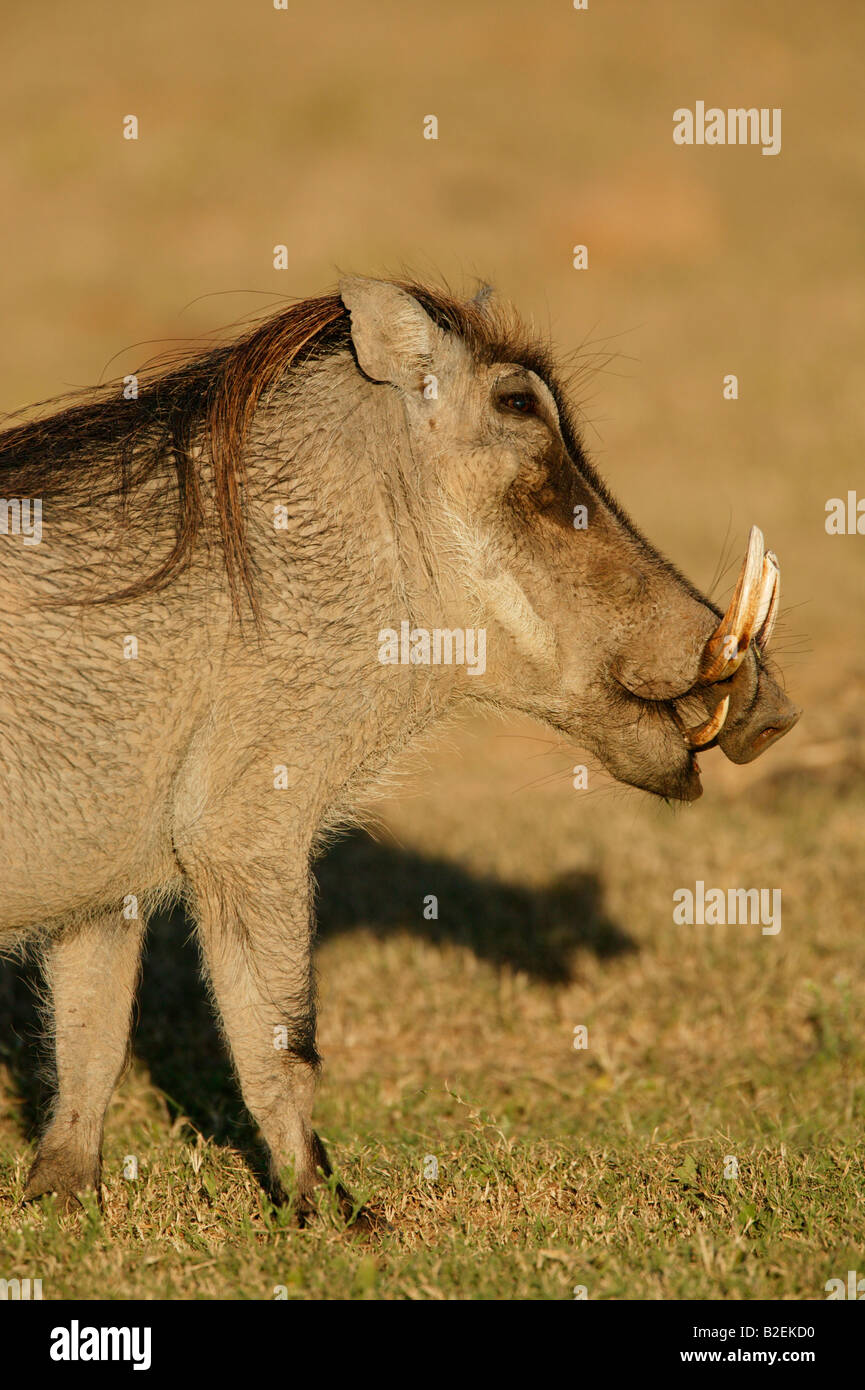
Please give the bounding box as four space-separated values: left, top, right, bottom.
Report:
610 686 707 802
607 524 799 801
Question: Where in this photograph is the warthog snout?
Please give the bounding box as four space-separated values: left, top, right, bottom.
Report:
590 524 799 800
692 526 801 763
717 669 802 764
683 525 801 766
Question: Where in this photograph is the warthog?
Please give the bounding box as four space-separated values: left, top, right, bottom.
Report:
0 276 799 1221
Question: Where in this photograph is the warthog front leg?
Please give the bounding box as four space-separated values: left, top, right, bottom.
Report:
25 912 145 1211
190 866 361 1225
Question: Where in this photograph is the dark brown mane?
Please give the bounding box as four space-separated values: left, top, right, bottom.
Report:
0 281 579 619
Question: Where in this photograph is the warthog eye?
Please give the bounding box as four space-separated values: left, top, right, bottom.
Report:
497 391 538 416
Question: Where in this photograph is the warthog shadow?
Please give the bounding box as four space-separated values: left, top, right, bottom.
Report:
0 833 633 1152
316 836 631 980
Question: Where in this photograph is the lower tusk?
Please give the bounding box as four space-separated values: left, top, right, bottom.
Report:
683 694 731 749
756 551 780 651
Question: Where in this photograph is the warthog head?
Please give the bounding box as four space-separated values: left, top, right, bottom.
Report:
342 277 800 799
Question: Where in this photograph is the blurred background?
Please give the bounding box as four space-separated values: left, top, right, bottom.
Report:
1 0 863 1298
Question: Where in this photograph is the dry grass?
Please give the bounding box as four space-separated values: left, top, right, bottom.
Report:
1 0 864 1298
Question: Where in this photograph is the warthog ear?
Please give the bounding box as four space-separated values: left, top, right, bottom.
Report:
339 276 439 385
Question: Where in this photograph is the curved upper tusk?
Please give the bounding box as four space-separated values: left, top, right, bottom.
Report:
756 550 780 651
682 693 731 749
700 525 765 683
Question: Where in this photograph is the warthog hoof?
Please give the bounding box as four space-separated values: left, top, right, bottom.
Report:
23 1152 100 1214
280 1179 388 1235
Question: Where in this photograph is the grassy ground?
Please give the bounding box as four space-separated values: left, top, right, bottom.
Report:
1 0 864 1298
2 725 863 1299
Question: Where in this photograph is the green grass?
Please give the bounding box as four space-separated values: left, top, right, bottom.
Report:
1 1088 861 1300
